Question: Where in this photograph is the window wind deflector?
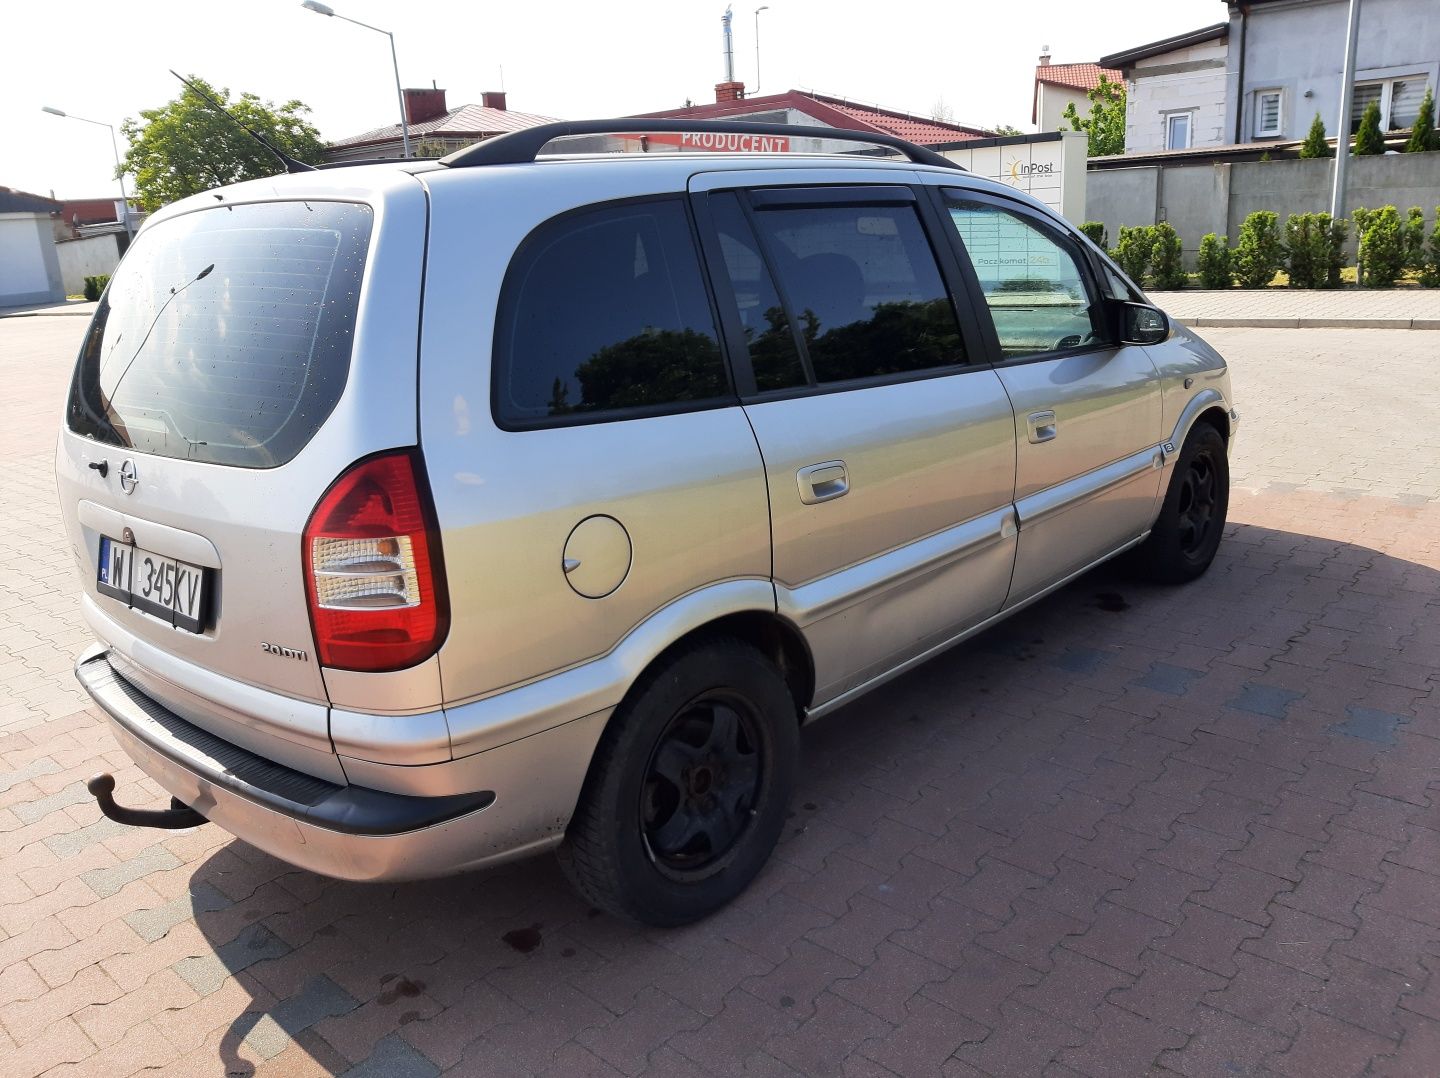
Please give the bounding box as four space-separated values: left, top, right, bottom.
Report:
748 186 917 209
439 119 967 172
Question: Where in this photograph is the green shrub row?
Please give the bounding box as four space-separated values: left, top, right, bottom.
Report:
82 275 110 301
1099 206 1440 289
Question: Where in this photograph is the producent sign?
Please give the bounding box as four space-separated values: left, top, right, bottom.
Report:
629 132 793 153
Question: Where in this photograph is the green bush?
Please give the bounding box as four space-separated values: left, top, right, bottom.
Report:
1299 113 1333 158
1284 212 1348 289
1148 222 1187 290
1197 233 1231 288
1419 207 1440 287
1355 205 1406 287
1232 211 1284 288
1405 88 1438 153
1078 221 1109 250
1403 206 1427 269
1112 225 1155 285
82 275 110 301
1354 101 1385 155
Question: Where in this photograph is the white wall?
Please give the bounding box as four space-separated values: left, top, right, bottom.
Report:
1126 39 1230 153
1036 83 1088 132
0 213 64 307
56 233 123 296
940 131 1089 222
1234 0 1439 144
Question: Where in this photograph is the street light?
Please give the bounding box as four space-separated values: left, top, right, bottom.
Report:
301 0 411 159
754 6 770 94
41 106 135 240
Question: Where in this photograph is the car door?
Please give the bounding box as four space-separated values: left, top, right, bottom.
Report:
690 173 1019 709
934 188 1164 605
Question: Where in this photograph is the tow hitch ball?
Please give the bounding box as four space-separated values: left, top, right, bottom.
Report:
87 773 209 830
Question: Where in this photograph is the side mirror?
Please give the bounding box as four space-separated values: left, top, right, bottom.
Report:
1118 302 1169 345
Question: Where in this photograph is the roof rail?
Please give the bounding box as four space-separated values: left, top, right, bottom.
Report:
439 118 966 172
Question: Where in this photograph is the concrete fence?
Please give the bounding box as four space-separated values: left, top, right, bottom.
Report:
1086 154 1440 267
56 233 123 297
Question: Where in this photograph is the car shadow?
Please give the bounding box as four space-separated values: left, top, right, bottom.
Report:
181 519 1436 1075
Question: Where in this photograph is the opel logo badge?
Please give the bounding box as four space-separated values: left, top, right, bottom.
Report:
118 459 138 495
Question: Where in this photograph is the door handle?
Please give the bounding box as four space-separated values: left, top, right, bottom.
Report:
1027 410 1058 443
797 460 849 504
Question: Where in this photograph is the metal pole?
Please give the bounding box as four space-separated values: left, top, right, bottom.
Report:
385 29 411 159
754 7 769 93
1330 0 1362 220
106 123 135 241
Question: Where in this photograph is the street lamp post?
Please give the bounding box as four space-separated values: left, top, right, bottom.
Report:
301 0 411 159
41 106 135 240
754 6 770 94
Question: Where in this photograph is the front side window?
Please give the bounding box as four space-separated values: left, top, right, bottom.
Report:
1254 91 1282 137
494 199 729 426
747 202 966 384
1166 112 1194 149
944 195 1107 360
67 201 372 468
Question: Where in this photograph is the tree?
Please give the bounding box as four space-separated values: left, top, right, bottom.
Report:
1299 113 1333 158
118 76 326 211
1353 100 1385 156
991 123 1024 136
1405 88 1438 152
1061 74 1126 157
1232 211 1283 288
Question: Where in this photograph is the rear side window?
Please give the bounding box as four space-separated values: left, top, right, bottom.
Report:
494 199 730 427
67 201 372 469
749 202 966 384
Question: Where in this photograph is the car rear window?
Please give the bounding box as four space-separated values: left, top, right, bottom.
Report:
66 200 373 468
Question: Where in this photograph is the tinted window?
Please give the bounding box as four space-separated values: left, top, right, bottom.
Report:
67 201 372 468
709 193 806 392
944 196 1107 359
751 203 965 384
495 199 729 425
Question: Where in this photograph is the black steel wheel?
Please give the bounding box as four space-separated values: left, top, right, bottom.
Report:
1130 422 1229 584
557 637 799 926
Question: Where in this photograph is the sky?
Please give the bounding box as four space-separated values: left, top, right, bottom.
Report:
4 0 1224 200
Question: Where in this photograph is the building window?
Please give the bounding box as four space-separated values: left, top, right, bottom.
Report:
1351 77 1429 132
1254 90 1282 138
1165 112 1193 150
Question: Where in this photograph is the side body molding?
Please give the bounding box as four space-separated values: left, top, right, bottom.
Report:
443 578 778 758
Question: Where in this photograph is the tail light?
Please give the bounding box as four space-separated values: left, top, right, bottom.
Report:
303 450 448 672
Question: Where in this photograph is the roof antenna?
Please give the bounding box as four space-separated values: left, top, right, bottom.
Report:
168 70 316 174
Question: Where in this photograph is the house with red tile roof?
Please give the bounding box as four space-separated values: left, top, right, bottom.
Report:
326 88 559 163
634 85 994 148
1033 49 1121 133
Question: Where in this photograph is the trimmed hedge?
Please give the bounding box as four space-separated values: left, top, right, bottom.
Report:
82 275 110 301
1197 233 1231 288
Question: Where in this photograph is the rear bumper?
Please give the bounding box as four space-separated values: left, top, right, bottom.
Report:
76 652 603 881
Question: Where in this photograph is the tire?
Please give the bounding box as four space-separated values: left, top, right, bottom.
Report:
1130 422 1229 584
556 636 799 926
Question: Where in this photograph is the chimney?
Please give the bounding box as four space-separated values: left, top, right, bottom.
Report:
715 80 746 102
403 87 448 125
482 91 507 111
1039 45 1051 66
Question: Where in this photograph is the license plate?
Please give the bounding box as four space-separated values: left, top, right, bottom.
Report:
97 536 209 633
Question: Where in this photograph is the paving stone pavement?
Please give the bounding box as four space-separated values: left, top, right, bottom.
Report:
1150 289 1440 329
0 318 1436 1077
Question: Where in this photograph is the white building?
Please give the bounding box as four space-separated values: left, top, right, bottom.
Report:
1032 52 1121 133
1101 24 1230 154
0 188 64 308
